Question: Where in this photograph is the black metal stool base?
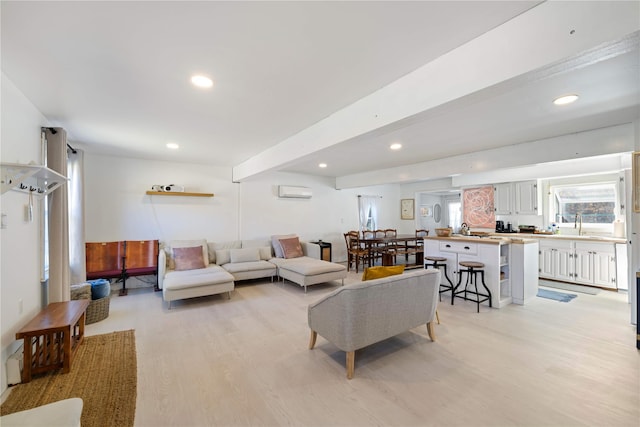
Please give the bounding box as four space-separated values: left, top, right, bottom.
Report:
425 257 455 304
453 263 492 313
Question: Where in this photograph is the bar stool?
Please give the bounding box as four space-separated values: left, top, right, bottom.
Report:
453 261 492 313
424 256 455 304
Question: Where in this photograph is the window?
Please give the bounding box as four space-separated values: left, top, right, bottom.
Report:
552 183 617 226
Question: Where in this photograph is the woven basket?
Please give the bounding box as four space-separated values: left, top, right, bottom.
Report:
86 295 110 324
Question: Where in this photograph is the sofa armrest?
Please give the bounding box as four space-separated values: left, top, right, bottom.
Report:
301 241 321 259
158 250 166 289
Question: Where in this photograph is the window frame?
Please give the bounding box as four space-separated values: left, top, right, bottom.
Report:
550 181 618 232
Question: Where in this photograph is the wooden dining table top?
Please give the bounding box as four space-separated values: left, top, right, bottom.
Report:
360 234 418 242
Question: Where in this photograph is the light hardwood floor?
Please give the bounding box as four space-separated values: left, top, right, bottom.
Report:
84 271 639 427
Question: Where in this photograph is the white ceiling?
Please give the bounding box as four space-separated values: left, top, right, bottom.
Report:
2 1 639 184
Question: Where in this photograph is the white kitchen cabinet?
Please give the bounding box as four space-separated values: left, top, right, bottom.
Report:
539 239 618 289
539 240 574 282
514 180 540 215
494 183 513 215
494 180 540 216
426 239 511 308
574 242 616 289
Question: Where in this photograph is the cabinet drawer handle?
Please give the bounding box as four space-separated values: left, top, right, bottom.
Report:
445 244 451 248
464 246 470 250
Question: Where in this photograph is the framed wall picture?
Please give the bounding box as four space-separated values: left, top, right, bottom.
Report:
420 205 433 217
401 198 415 220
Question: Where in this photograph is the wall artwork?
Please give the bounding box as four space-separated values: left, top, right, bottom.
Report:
420 205 433 217
462 186 495 228
401 199 415 220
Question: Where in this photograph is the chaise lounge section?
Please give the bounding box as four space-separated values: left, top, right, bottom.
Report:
159 239 234 309
269 235 347 292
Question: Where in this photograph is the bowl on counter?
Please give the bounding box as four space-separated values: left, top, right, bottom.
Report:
435 228 452 237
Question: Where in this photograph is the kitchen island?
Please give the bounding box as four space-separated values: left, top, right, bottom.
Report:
424 235 538 308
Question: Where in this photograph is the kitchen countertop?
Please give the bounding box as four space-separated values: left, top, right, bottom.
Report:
425 235 537 245
488 232 626 244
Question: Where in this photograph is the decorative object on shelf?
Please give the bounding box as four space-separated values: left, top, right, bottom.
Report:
401 198 415 220
420 205 433 217
145 191 213 197
433 203 442 223
1 163 67 196
150 184 185 192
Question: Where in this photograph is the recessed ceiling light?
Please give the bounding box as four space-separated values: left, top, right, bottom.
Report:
318 163 327 168
166 142 180 150
553 94 579 105
191 75 213 88
390 143 402 150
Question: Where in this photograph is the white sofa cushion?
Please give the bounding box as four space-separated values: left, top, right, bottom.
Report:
164 265 233 290
271 256 345 275
208 241 242 264
258 246 272 260
215 249 231 265
230 247 260 263
222 260 275 274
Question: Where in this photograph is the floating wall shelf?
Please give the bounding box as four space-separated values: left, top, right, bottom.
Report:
145 191 214 198
1 163 68 196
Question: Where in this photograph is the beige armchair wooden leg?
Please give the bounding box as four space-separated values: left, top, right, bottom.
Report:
427 321 436 341
436 309 440 324
308 330 317 349
346 351 355 379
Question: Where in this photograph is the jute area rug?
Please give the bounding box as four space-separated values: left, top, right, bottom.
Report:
1 330 136 427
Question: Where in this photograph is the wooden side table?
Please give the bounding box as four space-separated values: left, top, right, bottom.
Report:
16 300 90 383
310 241 332 262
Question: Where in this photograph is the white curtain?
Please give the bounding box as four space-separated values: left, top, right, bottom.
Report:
46 128 70 302
358 195 379 232
68 148 86 284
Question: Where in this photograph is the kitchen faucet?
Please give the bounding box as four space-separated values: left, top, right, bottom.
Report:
574 213 582 236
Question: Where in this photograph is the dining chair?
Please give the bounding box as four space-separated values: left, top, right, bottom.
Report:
343 231 369 273
414 229 429 247
363 230 383 265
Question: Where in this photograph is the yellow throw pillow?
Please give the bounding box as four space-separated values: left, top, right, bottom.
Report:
362 265 405 281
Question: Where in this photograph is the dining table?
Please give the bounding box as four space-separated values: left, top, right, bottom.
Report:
359 234 424 268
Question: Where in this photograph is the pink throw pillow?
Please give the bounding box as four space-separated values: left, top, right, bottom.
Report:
279 237 303 259
173 246 206 271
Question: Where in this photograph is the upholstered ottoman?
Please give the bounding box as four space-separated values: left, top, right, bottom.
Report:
271 257 347 292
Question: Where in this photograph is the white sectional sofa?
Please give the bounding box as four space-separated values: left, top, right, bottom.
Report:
158 236 345 307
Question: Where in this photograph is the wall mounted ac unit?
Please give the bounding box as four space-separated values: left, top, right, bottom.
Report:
278 185 312 199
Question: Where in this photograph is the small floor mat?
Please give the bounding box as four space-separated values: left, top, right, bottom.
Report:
537 288 577 303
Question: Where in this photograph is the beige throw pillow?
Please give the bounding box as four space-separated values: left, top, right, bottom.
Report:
173 246 206 271
230 248 260 263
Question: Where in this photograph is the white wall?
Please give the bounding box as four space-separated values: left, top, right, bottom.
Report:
239 171 402 261
83 157 405 263
84 154 239 243
0 73 50 394
416 193 444 233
